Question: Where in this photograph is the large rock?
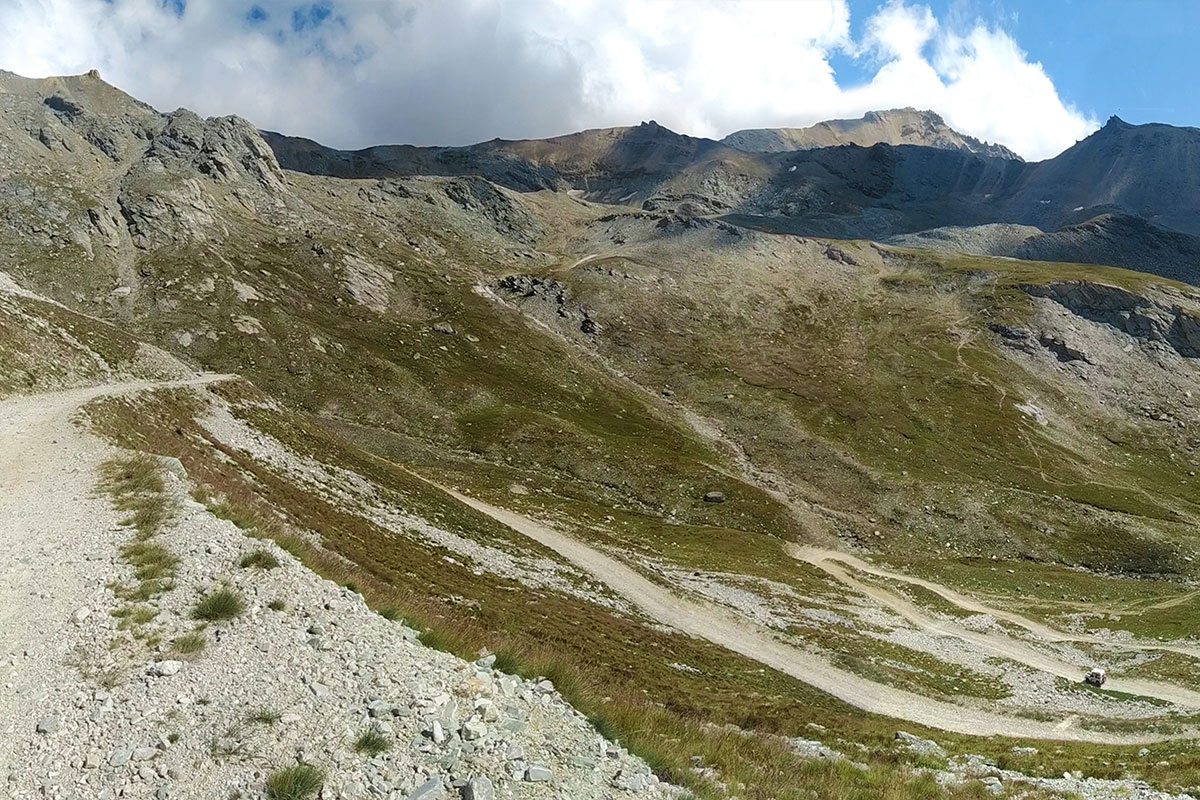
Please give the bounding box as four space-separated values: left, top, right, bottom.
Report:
407 776 445 800
461 777 494 800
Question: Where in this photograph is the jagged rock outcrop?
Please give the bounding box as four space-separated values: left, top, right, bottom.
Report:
1023 281 1200 358
493 275 600 336
146 110 287 193
441 178 542 245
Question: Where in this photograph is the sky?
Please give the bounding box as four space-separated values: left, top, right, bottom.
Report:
0 0 1194 161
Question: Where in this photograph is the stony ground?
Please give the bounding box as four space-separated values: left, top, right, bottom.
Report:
0 380 678 800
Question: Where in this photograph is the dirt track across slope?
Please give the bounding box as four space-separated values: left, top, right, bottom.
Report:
5 376 1192 750
414 480 1192 744
792 546 1200 708
794 546 1200 659
0 375 229 773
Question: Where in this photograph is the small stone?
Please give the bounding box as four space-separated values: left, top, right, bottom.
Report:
702 491 726 504
35 716 59 735
131 747 158 762
461 719 486 741
109 748 132 767
613 770 648 792
461 777 494 800
1011 746 1038 756
533 679 555 694
71 607 91 624
430 720 445 744
475 699 499 722
432 322 455 335
151 661 182 677
525 765 552 782
82 753 101 769
310 682 330 700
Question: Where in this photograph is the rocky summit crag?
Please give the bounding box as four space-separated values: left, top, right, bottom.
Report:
4 69 1200 800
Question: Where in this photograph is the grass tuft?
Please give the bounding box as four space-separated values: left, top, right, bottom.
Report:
171 630 206 655
353 728 391 756
266 764 325 800
112 604 158 628
249 707 282 726
192 588 246 621
240 548 281 570
98 453 175 538
267 598 286 612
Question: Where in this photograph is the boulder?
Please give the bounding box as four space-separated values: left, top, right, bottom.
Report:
407 776 445 800
461 777 494 800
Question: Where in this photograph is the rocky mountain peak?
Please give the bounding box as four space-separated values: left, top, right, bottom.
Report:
721 108 1021 160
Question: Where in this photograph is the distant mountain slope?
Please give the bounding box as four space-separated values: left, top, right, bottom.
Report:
1003 116 1200 236
888 214 1200 286
264 109 1200 284
722 109 1021 160
264 120 763 205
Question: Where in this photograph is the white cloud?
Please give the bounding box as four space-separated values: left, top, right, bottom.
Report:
0 0 1097 160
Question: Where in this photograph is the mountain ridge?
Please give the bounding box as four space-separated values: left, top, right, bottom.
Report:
721 108 1022 160
262 108 1200 281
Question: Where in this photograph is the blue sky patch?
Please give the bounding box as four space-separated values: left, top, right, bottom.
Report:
246 5 268 24
291 3 333 33
161 0 185 16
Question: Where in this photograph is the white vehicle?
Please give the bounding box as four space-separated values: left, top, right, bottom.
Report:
1084 668 1107 687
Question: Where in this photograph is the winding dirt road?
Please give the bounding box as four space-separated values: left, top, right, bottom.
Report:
5 375 1194 750
794 546 1200 660
792 546 1200 709
0 375 229 773
414 480 1191 744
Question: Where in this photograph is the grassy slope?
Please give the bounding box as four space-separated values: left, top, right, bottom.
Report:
84 381 1200 799
521 223 1200 577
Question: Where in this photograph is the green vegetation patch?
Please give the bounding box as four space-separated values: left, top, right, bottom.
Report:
266 764 325 800
192 588 246 621
240 548 281 570
353 728 391 756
